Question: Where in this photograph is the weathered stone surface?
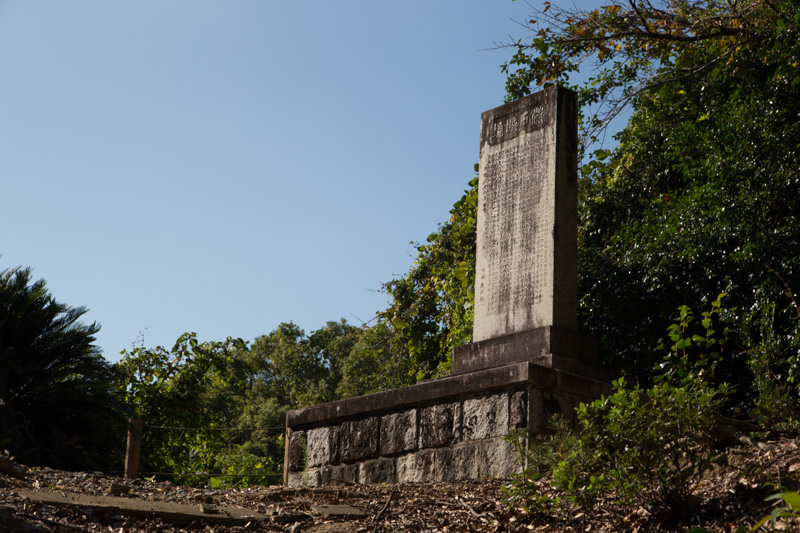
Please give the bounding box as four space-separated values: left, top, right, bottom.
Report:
310 504 367 518
307 427 338 468
558 396 578 426
286 361 611 428
288 364 612 485
463 392 509 441
321 464 359 485
288 430 306 472
287 362 542 427
380 410 417 456
452 326 598 374
510 389 528 429
483 437 521 478
453 443 487 480
557 370 610 398
18 490 271 526
339 418 378 464
434 442 488 481
305 524 361 533
431 447 456 482
474 86 579 342
286 471 301 487
359 457 395 485
288 468 322 487
420 402 461 448
396 450 435 483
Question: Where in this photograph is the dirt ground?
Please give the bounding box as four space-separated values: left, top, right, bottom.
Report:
2 434 800 532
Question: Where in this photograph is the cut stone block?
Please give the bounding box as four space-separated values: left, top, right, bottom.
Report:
288 430 306 472
434 442 487 481
359 457 395 484
321 464 359 485
510 389 528 429
474 86 578 342
380 410 417 456
529 389 564 434
18 490 271 527
289 468 322 487
307 427 338 468
463 392 509 441
396 450 435 484
452 326 599 374
420 402 461 448
483 437 521 478
339 418 378 464
310 504 367 518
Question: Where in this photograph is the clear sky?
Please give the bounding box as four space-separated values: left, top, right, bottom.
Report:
0 1 544 362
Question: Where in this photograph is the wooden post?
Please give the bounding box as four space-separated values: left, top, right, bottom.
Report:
124 418 143 480
283 427 291 486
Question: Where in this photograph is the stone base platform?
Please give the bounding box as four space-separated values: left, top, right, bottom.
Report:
284 360 612 487
452 326 615 382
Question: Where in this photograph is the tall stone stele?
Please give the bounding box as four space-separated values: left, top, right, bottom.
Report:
453 85 599 376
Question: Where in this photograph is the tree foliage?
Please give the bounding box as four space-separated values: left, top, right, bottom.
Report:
117 333 249 432
115 320 367 485
503 0 796 151
116 333 252 483
245 319 361 408
0 267 125 471
336 321 415 398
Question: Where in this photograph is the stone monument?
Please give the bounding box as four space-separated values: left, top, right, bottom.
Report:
452 85 599 377
283 86 611 487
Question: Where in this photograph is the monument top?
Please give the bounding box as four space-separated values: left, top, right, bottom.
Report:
472 86 578 343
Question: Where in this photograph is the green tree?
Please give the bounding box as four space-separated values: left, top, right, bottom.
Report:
244 319 360 409
502 0 793 150
116 333 250 483
336 321 415 398
0 267 125 471
115 320 362 485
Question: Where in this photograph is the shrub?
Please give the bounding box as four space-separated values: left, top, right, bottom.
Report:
505 296 731 521
740 285 800 428
576 374 727 516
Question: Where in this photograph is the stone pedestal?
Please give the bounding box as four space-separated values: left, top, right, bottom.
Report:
452 325 611 380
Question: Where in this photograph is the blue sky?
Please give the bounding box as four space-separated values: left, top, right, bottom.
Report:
0 1 544 362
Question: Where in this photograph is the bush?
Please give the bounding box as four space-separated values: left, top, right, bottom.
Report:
577 374 727 515
210 446 282 488
740 286 800 428
505 296 732 521
504 415 583 516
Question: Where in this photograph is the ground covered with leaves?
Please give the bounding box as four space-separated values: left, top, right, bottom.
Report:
1 434 799 532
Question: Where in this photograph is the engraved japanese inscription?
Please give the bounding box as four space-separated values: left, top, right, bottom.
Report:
473 86 578 342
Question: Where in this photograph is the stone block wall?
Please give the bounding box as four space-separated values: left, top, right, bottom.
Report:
287 389 524 487
286 384 591 487
285 361 612 487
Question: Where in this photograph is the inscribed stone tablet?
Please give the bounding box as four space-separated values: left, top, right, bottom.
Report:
473 86 578 342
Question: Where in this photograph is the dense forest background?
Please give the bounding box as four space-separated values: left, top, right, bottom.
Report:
2 0 799 489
